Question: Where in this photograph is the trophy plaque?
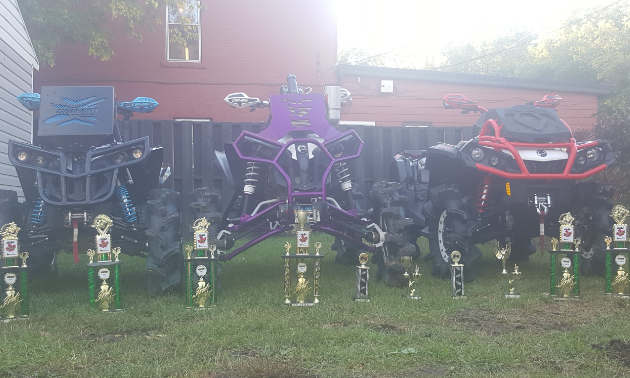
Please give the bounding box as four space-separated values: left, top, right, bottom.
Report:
450 251 465 299
0 222 29 319
185 218 218 308
549 213 581 299
353 253 370 302
87 215 122 312
282 209 323 306
505 265 522 299
605 206 630 295
401 256 421 299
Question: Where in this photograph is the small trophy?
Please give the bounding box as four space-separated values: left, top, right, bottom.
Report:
450 251 465 299
495 241 511 276
87 215 122 312
505 265 522 299
401 256 421 299
0 222 29 319
612 255 630 298
605 206 630 295
353 253 370 302
282 209 323 306
185 217 218 308
549 213 581 298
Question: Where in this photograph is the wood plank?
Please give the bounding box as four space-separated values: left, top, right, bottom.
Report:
372 126 384 183
201 121 214 189
140 120 152 144
352 125 366 196
160 121 174 190
221 123 232 212
180 122 194 228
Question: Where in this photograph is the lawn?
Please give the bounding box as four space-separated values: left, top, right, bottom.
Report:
2 234 630 377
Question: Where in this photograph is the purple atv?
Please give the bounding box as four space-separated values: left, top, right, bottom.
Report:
190 75 384 272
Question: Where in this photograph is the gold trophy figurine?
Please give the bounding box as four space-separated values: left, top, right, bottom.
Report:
605 236 613 250
495 241 511 275
284 241 292 255
19 252 29 268
551 237 558 251
314 242 322 256
401 256 412 278
1 273 21 319
185 245 193 260
95 268 114 312
294 263 310 304
557 258 576 299
612 255 630 297
408 266 422 299
192 265 212 308
112 247 121 262
87 249 96 264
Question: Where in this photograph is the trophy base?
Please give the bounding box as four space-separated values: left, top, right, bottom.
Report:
553 296 580 301
403 295 421 300
102 309 124 313
504 293 521 299
186 306 215 310
352 297 370 302
452 295 467 300
2 315 28 323
291 302 316 307
611 294 630 299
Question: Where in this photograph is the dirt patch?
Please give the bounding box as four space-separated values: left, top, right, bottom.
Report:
453 302 606 335
593 340 630 367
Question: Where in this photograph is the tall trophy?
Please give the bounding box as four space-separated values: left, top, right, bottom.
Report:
549 212 581 299
282 209 323 306
401 256 421 299
87 215 122 312
505 265 522 299
450 251 465 298
353 253 370 302
605 206 629 295
184 218 218 308
0 222 29 319
495 241 511 276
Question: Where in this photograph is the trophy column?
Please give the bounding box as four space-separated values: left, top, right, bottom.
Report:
0 222 30 319
353 253 370 302
185 218 217 308
450 251 465 299
87 215 123 312
549 213 581 300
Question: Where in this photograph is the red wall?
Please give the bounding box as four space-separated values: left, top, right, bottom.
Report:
34 0 337 122
337 75 599 132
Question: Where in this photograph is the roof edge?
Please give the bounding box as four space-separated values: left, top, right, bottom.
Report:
337 65 614 95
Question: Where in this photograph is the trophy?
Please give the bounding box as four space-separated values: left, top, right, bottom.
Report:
495 241 511 276
505 265 522 298
185 218 218 308
549 213 581 298
401 256 421 299
353 253 370 302
87 215 122 312
282 209 324 306
604 206 630 295
450 251 465 298
0 222 29 319
612 255 630 298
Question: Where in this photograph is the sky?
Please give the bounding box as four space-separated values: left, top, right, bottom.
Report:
335 0 616 66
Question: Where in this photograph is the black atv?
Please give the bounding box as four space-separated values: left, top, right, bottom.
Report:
7 86 181 295
381 94 614 281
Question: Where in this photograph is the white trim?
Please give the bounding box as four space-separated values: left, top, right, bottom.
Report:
338 121 375 126
174 118 211 122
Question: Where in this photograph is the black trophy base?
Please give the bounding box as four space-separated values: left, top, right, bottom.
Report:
353 297 370 302
187 306 215 310
452 295 467 300
504 293 521 299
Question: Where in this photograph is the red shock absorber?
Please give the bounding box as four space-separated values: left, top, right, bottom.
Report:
477 175 492 213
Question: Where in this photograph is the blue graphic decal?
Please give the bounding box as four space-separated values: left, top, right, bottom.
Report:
44 97 106 126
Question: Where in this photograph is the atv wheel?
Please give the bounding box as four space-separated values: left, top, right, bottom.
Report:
190 187 223 241
423 185 480 281
370 182 418 286
145 189 182 296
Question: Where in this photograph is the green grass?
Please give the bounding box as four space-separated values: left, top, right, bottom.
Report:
2 235 630 377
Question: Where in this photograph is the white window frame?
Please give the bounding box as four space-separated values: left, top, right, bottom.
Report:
166 1 201 62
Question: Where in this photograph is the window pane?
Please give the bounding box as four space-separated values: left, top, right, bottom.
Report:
168 1 198 24
168 24 199 60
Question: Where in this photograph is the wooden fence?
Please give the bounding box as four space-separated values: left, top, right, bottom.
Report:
118 121 475 227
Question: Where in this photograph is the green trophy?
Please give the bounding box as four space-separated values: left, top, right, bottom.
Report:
605 206 630 295
612 254 630 298
549 213 581 299
0 223 29 319
87 215 122 312
185 218 218 308
282 210 323 306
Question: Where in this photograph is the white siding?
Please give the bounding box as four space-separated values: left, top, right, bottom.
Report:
0 0 39 200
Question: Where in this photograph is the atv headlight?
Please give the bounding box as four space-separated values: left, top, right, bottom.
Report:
17 151 28 161
112 153 125 164
470 148 485 162
132 148 143 159
34 155 46 167
576 154 586 165
489 155 500 166
586 148 602 162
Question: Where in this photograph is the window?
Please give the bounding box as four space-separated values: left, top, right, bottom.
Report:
167 1 200 61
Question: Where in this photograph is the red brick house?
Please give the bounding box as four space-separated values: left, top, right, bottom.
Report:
34 0 338 122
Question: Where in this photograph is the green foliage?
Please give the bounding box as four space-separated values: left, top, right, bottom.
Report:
18 0 199 66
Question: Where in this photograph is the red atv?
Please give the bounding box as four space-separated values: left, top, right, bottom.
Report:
415 94 615 280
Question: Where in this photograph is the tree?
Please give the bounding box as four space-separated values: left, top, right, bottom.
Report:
18 0 199 66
